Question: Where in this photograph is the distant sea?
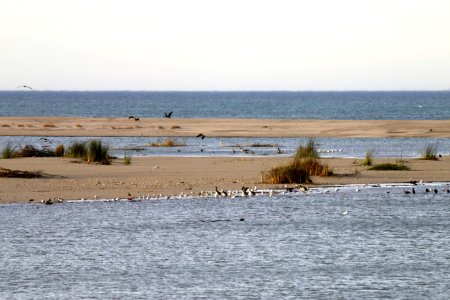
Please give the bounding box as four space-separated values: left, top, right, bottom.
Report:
1 91 449 119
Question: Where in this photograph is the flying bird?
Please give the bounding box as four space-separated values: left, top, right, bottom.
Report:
196 133 206 139
17 85 33 90
164 111 173 118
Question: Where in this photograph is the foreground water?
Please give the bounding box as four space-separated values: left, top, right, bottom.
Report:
1 184 449 299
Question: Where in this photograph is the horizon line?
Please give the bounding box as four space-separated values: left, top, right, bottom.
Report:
2 89 450 92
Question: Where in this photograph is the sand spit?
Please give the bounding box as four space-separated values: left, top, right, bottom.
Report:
1 117 450 138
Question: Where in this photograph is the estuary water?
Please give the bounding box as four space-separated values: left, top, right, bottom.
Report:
1 184 449 299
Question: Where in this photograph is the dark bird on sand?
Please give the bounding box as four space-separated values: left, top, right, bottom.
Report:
128 116 139 121
196 133 206 139
164 111 173 118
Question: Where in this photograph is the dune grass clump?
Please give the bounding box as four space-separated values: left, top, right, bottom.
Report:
420 143 438 160
65 140 111 164
86 140 111 164
1 143 16 159
66 141 87 158
294 139 319 161
263 139 332 184
54 144 65 157
264 163 312 184
123 151 132 165
361 149 374 166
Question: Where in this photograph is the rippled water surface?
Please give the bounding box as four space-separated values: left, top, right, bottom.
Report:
1 185 449 299
2 136 450 159
1 91 449 119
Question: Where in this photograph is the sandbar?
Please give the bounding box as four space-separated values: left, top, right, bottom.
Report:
1 156 449 204
1 117 450 204
1 117 450 138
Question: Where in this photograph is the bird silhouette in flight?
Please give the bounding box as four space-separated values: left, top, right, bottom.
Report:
17 85 33 90
164 111 173 118
196 133 206 139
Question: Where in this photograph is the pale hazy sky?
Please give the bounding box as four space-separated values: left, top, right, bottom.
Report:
1 0 449 90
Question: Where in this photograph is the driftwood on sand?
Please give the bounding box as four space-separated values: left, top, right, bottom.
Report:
0 167 55 178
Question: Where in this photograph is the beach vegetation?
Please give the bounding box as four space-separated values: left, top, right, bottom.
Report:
420 143 438 160
86 140 111 164
65 140 111 164
361 149 374 166
14 145 55 158
263 139 332 184
66 141 87 159
124 151 132 165
1 142 16 159
54 144 65 157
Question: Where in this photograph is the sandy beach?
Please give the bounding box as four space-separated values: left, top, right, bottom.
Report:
1 117 450 138
1 117 450 203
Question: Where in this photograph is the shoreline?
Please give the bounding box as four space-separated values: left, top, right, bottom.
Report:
1 117 450 138
1 117 450 204
1 156 449 204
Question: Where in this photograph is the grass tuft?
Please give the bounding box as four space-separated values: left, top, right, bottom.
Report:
123 151 132 165
420 143 438 160
66 141 87 158
54 144 65 157
1 142 16 159
361 149 374 166
86 140 111 164
263 139 332 184
65 140 111 164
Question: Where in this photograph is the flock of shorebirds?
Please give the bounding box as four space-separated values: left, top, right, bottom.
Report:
30 182 450 205
32 185 309 204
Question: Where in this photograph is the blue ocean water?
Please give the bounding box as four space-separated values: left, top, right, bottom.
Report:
1 185 449 299
1 91 449 119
